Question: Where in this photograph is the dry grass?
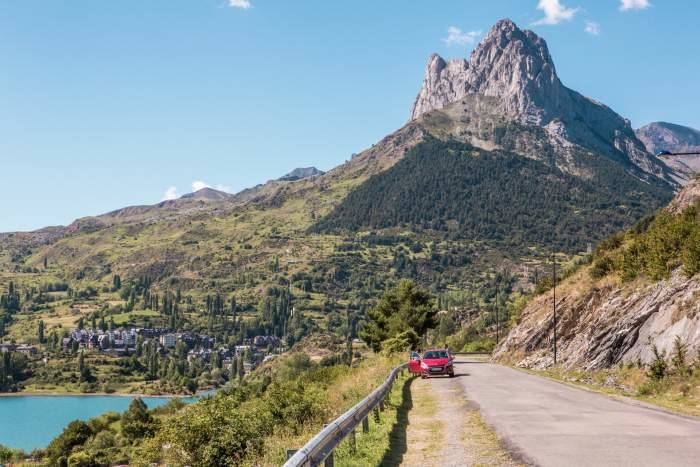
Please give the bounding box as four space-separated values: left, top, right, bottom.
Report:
530 364 700 418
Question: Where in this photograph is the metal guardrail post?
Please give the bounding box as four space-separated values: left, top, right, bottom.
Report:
362 417 369 433
324 451 334 467
349 429 356 454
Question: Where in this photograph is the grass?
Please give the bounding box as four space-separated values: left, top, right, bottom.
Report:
335 372 415 466
524 364 700 418
251 354 405 466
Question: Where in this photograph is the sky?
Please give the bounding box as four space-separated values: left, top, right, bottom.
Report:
1 0 699 232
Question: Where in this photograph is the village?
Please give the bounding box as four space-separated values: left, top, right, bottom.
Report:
1 327 284 376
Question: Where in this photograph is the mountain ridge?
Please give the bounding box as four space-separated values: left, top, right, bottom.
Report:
636 122 700 184
410 18 675 186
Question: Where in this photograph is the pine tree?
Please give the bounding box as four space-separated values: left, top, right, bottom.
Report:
38 320 45 344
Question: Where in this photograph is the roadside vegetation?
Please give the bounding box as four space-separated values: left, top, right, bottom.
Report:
589 199 700 281
0 281 436 466
0 343 404 466
531 337 700 418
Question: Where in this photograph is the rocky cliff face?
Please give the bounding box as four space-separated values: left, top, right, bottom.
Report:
495 267 700 370
410 19 674 185
495 178 700 369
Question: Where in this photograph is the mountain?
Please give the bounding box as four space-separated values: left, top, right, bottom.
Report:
313 19 675 251
637 122 700 154
495 177 700 369
0 18 683 348
278 167 325 182
410 19 674 185
636 122 700 184
180 187 234 201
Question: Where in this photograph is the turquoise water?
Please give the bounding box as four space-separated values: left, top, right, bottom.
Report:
0 394 196 451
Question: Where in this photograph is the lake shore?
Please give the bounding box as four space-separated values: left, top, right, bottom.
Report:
0 390 200 398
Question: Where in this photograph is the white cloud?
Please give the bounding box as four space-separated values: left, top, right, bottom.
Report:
620 0 650 11
191 180 232 193
533 0 578 25
192 180 210 192
584 21 601 35
162 186 179 201
229 0 252 9
442 27 482 47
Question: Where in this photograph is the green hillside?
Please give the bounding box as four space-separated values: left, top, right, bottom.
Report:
312 138 672 253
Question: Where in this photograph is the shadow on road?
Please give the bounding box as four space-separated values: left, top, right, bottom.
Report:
378 375 415 466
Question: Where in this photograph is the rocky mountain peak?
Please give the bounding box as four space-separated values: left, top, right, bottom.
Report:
278 166 325 182
409 18 674 186
636 122 700 184
411 18 562 123
636 122 700 154
180 187 233 201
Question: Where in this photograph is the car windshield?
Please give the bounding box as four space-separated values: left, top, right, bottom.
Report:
423 350 448 359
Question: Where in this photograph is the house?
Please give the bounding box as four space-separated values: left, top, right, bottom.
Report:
253 335 281 348
15 345 38 356
0 343 17 353
159 334 177 348
62 337 76 350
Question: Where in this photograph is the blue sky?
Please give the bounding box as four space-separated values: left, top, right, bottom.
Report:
1 0 698 232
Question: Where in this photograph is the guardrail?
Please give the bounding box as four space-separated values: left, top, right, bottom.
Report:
283 362 408 467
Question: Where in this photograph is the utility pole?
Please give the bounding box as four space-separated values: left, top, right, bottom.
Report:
495 275 500 343
552 253 557 365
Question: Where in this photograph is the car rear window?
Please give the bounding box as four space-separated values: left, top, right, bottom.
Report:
423 350 448 359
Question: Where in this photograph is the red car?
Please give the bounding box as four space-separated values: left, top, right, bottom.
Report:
419 349 454 378
408 351 422 374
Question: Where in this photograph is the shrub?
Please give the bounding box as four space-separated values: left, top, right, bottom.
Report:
46 420 93 464
647 344 667 381
590 255 614 279
671 336 691 377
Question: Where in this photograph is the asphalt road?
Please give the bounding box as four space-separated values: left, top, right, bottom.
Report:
453 357 700 467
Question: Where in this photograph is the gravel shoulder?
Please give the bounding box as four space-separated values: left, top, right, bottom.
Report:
398 371 521 467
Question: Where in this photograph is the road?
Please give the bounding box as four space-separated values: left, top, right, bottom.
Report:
452 356 700 466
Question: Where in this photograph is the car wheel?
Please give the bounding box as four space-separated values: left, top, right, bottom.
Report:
449 372 455 378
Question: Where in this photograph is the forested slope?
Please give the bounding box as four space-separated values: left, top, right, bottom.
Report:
313 138 672 254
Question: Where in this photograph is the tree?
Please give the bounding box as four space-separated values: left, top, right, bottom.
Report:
78 351 93 383
671 336 691 376
46 420 93 464
360 279 437 352
43 256 48 269
121 398 158 441
38 320 45 344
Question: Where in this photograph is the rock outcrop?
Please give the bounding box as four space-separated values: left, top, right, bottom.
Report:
668 176 700 214
410 19 674 185
495 179 700 369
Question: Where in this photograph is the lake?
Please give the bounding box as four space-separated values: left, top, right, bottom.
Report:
0 394 196 451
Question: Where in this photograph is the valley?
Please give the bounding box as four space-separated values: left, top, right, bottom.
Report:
2 13 700 467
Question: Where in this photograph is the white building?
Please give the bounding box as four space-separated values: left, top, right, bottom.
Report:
159 334 177 348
